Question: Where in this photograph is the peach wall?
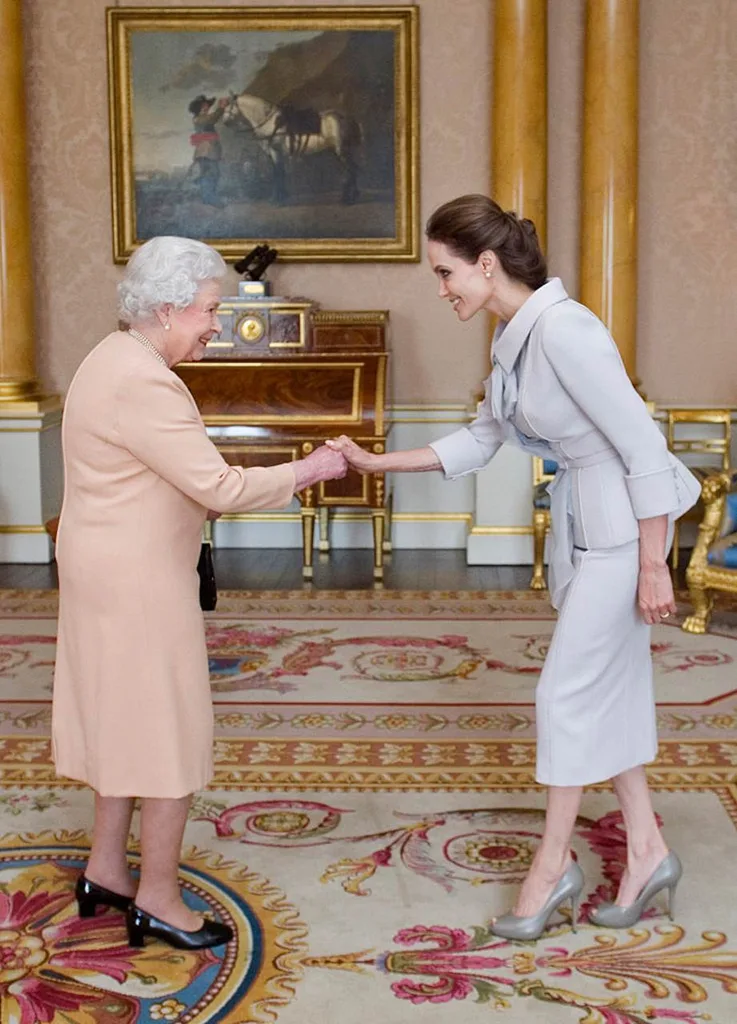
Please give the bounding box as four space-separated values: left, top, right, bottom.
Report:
21 0 737 405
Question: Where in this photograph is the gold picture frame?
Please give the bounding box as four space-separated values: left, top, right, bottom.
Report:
107 5 419 263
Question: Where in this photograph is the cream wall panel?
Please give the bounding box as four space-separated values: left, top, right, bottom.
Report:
0 411 62 562
23 0 491 406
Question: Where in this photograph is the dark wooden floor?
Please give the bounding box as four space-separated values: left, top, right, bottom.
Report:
0 548 690 593
0 549 533 592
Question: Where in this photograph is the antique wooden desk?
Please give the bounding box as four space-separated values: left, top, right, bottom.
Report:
176 286 391 579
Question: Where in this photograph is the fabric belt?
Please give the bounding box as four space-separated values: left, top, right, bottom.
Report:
546 446 620 609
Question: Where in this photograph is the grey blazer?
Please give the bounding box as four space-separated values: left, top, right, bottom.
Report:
430 278 700 607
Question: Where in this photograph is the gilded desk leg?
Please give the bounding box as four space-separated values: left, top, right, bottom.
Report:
383 492 393 554
319 506 330 553
372 510 385 580
530 509 549 590
671 519 681 572
301 507 316 580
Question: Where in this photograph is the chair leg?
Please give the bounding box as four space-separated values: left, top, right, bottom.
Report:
301 507 316 580
671 520 680 571
318 506 330 553
371 510 385 580
682 585 713 634
530 509 548 591
383 493 393 554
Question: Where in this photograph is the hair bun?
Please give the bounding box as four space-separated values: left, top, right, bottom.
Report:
519 217 537 238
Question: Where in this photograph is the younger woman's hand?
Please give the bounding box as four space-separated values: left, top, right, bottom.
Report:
325 436 377 474
637 562 677 624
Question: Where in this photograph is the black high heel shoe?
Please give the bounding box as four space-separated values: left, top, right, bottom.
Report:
126 904 233 950
75 875 134 917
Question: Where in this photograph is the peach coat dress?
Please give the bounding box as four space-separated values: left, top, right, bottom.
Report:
52 332 296 798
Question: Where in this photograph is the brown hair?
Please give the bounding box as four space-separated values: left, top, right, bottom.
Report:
426 194 547 290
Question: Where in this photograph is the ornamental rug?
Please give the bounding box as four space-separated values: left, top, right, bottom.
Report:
0 590 736 1023
0 589 736 791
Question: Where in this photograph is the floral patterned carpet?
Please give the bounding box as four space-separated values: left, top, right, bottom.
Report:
1 589 737 1023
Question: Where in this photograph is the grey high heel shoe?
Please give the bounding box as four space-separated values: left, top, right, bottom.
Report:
489 861 584 941
588 851 682 928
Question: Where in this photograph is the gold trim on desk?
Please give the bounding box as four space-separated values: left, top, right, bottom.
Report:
185 361 364 425
319 474 370 506
312 310 389 326
375 353 387 436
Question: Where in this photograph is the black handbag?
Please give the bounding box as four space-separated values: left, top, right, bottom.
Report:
197 541 218 611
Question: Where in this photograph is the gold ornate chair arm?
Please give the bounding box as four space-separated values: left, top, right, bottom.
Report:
686 470 732 574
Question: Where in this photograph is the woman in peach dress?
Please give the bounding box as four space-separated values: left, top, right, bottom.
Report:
52 236 346 950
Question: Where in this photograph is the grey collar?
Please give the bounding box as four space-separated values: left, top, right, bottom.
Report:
492 277 569 373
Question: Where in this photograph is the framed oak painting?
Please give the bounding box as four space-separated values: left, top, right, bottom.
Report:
107 6 419 262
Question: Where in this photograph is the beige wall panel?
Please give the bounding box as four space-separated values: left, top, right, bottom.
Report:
22 0 737 406
638 0 737 404
23 0 491 406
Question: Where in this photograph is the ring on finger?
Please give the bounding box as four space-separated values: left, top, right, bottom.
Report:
661 612 671 619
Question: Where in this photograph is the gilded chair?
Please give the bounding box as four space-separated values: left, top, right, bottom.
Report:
666 409 732 569
530 456 558 590
682 469 737 634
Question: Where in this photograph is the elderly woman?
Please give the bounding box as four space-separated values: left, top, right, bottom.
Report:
328 195 700 941
52 236 346 950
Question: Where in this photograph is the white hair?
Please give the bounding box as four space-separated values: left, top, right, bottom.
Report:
118 236 227 323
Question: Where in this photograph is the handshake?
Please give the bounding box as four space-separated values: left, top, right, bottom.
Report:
292 436 377 490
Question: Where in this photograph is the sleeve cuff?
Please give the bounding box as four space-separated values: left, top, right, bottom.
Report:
625 465 680 519
429 428 488 480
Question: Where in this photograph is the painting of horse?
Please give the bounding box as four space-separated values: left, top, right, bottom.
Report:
107 7 419 262
222 93 362 205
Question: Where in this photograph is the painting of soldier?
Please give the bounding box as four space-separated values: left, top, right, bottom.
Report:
109 8 418 261
188 94 228 208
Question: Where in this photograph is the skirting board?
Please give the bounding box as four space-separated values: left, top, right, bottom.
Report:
0 533 54 563
213 515 471 551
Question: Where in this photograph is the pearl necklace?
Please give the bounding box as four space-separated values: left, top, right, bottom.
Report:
127 328 169 368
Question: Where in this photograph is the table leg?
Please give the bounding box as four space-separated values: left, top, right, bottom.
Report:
319 506 330 553
383 492 393 554
371 510 385 579
301 508 316 579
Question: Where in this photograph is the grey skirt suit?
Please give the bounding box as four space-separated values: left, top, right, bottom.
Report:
430 279 700 786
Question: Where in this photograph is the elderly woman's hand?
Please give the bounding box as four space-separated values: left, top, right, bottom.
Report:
325 436 378 474
293 445 348 490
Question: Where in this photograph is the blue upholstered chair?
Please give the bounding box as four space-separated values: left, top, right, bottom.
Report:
530 456 558 590
683 470 737 633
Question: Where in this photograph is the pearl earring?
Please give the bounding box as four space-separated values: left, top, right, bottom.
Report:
484 271 491 279
164 322 171 331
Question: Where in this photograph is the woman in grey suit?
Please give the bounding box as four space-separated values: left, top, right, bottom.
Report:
328 194 700 941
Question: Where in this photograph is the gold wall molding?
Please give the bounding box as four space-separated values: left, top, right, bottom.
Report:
0 525 47 535
219 511 474 525
580 0 639 383
470 525 534 536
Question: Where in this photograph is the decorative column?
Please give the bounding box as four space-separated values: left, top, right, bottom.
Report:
0 0 62 562
580 0 639 382
468 0 547 566
0 0 39 401
491 0 547 247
